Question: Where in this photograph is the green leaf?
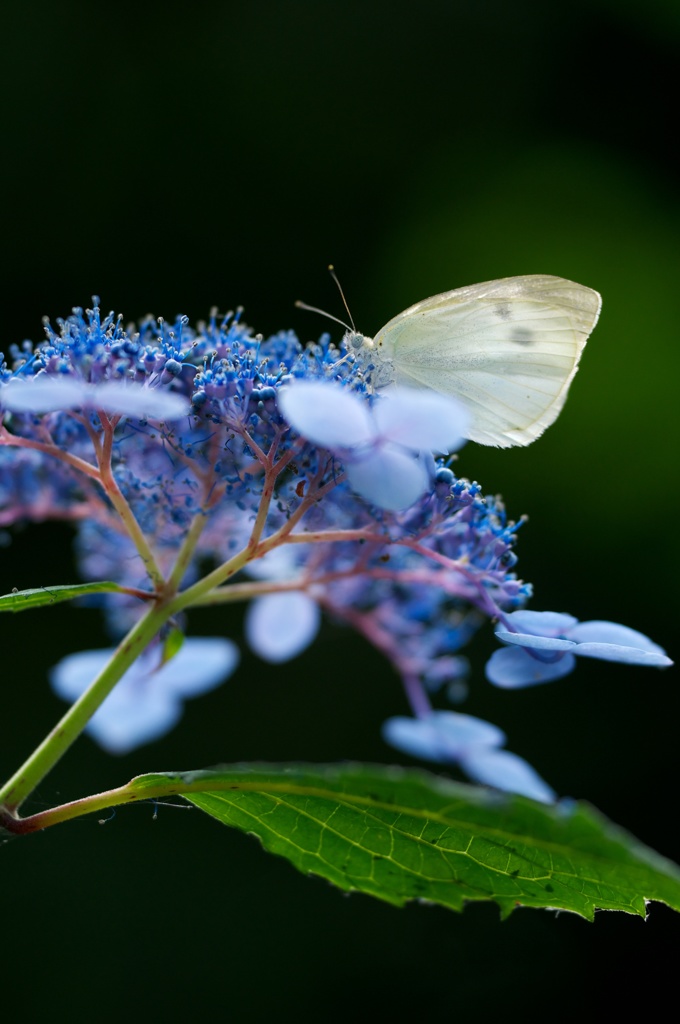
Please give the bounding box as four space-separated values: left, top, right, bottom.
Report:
161 626 185 666
0 581 126 612
128 763 680 919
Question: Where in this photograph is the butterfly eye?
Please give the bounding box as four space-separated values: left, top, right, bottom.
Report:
347 331 365 351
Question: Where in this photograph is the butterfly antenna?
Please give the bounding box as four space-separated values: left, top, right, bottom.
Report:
327 264 357 332
295 265 358 335
294 300 352 332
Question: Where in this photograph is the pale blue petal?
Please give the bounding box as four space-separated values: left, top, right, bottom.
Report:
485 646 576 687
382 711 505 762
495 631 576 652
51 649 115 699
277 381 373 448
503 610 579 636
51 649 183 755
92 382 190 419
372 388 470 453
86 691 182 755
567 619 668 656
573 643 673 667
461 747 557 803
346 445 429 510
244 545 300 580
50 638 238 755
1 377 190 419
160 637 240 696
1 376 88 412
382 716 446 761
52 639 238 702
433 711 506 751
246 591 320 663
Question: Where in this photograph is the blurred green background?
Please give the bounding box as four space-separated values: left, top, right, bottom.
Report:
1 1 678 1018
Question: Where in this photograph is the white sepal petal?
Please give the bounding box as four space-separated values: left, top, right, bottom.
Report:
503 610 579 635
382 711 505 762
485 647 577 688
1 377 190 420
1 376 89 412
50 638 238 755
346 445 430 511
461 747 557 803
246 591 320 663
566 620 668 656
92 381 190 419
278 380 373 448
373 387 470 453
495 631 576 652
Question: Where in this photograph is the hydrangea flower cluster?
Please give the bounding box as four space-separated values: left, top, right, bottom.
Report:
0 300 671 802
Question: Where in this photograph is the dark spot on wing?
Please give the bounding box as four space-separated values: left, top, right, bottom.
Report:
494 304 511 321
510 326 534 346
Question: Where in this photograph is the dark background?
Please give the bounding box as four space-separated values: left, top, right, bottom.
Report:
2 1 678 1018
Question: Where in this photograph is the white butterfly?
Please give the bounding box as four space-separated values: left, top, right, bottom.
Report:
353 275 601 448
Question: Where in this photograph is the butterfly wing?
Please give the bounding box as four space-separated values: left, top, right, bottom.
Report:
372 275 601 447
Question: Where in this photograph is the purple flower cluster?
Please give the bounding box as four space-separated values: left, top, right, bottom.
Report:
0 300 671 798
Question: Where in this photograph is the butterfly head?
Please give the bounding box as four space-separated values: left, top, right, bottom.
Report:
344 329 369 352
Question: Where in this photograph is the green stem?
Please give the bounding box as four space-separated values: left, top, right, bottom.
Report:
0 601 171 813
0 769 352 835
0 775 196 834
167 509 209 591
165 545 255 617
